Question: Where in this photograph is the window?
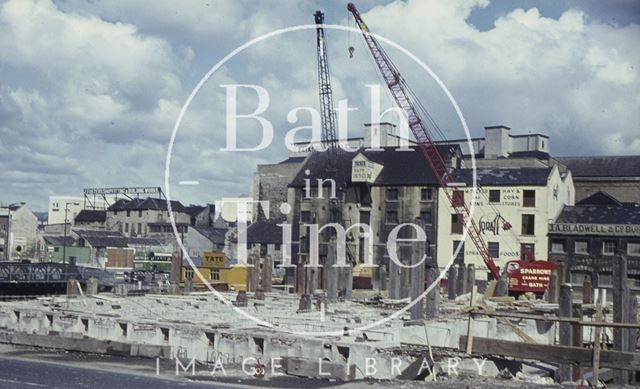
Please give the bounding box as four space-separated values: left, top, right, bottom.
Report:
575 240 589 254
260 244 267 257
138 210 142 217
210 269 220 281
300 211 311 223
387 188 398 201
520 243 535 260
628 242 640 256
185 269 194 280
451 213 463 234
488 242 499 259
138 223 142 235
453 240 464 263
523 190 536 207
386 210 398 224
114 210 118 216
551 239 566 253
571 271 590 285
521 214 535 235
274 243 281 251
420 210 432 224
54 247 59 252
125 223 129 233
421 188 433 201
598 272 612 287
489 190 500 203
452 190 464 207
603 240 617 255
126 210 131 217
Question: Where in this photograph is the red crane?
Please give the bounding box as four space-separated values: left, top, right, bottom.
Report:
346 3 501 280
347 4 558 295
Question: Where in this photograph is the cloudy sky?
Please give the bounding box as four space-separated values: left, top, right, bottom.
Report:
0 0 638 211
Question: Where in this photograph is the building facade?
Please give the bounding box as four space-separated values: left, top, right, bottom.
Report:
106 197 191 237
287 145 461 289
554 155 640 204
0 203 39 260
548 192 640 287
436 166 574 279
47 196 85 226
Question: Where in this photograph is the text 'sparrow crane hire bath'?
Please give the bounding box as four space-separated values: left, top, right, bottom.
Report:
346 3 554 294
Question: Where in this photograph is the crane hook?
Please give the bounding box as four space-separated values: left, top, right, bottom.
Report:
348 46 355 58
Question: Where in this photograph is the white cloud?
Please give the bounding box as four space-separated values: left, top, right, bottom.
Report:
0 0 638 209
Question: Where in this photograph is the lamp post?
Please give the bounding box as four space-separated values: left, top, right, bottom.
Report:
62 202 79 265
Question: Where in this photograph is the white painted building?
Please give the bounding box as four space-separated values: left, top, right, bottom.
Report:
0 203 39 260
47 196 84 226
436 165 574 279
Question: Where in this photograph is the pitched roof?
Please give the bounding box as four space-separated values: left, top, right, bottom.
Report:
184 205 206 217
247 220 282 244
555 204 640 225
43 235 76 246
193 226 227 245
453 167 552 186
74 229 162 248
75 210 107 223
289 145 461 188
577 191 623 206
557 156 640 178
108 197 186 213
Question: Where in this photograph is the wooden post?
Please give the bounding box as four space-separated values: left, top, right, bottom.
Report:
425 267 440 318
399 242 411 298
557 283 573 383
572 303 583 381
466 264 475 295
389 250 400 299
447 265 457 300
495 271 509 297
456 264 467 296
592 288 604 386
261 256 273 292
582 276 593 305
465 285 477 353
295 262 305 295
247 254 260 293
325 239 338 302
548 268 559 303
170 252 181 285
410 238 425 320
613 251 630 385
630 295 639 385
341 265 353 299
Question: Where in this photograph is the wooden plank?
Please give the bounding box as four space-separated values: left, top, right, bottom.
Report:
459 336 640 371
592 289 604 386
469 310 640 329
465 285 477 353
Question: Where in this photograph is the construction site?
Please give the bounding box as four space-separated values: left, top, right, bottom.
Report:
0 2 639 388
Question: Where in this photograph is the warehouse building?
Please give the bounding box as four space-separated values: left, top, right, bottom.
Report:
436 165 574 280
548 191 640 288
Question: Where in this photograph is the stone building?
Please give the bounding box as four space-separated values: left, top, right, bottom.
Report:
106 197 191 237
554 155 640 204
436 165 574 280
252 157 305 222
0 203 39 260
287 144 462 289
548 191 640 288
